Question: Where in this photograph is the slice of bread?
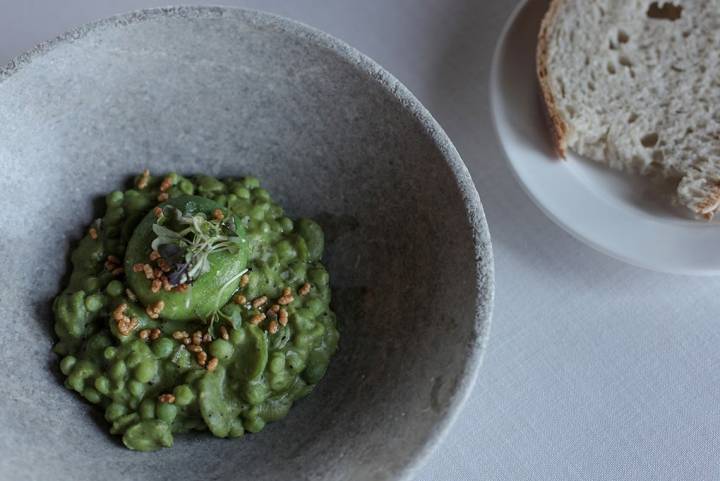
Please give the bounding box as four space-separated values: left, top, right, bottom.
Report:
537 0 720 218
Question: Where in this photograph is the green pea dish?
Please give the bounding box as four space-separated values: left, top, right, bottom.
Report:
53 170 339 451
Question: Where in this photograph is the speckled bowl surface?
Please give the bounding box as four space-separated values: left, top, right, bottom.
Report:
0 7 493 481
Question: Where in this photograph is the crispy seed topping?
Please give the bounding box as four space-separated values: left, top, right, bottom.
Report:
187 344 203 353
298 283 311 296
159 176 173 192
151 279 162 293
212 208 224 220
279 308 288 326
220 326 229 340
88 227 98 240
117 316 139 336
250 313 266 325
240 274 250 287
157 258 171 272
207 357 219 372
203 333 213 344
233 294 247 305
172 330 189 340
136 169 150 190
143 264 154 280
278 294 294 306
145 300 165 319
252 296 268 308
111 267 124 277
157 192 169 202
153 206 163 218
196 351 208 367
268 320 279 334
149 250 161 261
158 393 175 404
112 303 128 321
192 331 203 346
132 263 144 273
138 329 150 340
149 328 162 341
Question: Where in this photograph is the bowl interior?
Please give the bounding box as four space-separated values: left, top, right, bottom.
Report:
0 8 491 481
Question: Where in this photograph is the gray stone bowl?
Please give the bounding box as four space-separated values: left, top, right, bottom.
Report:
0 7 493 481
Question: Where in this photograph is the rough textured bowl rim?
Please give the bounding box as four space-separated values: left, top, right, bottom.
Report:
0 6 494 479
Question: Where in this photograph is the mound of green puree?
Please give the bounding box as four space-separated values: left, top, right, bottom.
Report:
53 170 339 451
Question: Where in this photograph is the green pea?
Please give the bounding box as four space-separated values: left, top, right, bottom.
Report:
122 420 173 451
230 328 246 345
73 360 96 378
259 221 271 234
296 219 324 262
125 352 143 368
294 333 312 348
84 293 104 312
105 206 125 223
152 337 174 358
250 203 268 221
196 175 225 194
67 373 85 392
269 352 286 374
105 402 127 422
254 188 270 202
229 419 245 438
128 380 145 398
309 268 329 286
173 385 195 406
241 176 260 189
214 194 227 206
139 398 156 420
134 360 157 383
106 190 124 207
82 276 101 292
233 186 251 199
83 387 101 404
94 375 111 395
275 240 296 262
59 355 77 375
243 416 266 433
105 280 124 297
179 179 194 195
285 350 305 373
306 298 325 316
156 402 177 423
279 217 294 232
227 194 238 204
103 346 118 361
123 190 151 212
208 339 234 360
109 360 127 381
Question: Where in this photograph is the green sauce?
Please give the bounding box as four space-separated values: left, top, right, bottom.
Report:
53 172 339 451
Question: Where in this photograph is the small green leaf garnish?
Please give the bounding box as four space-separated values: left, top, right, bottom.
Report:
151 207 244 286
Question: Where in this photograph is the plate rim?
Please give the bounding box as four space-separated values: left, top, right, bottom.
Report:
489 0 720 277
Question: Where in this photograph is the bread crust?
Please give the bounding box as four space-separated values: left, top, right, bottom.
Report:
536 0 568 158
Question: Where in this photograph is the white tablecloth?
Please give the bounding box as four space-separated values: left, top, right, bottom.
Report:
3 0 718 478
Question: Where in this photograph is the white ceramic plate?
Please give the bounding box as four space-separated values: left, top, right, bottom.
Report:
490 0 720 276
